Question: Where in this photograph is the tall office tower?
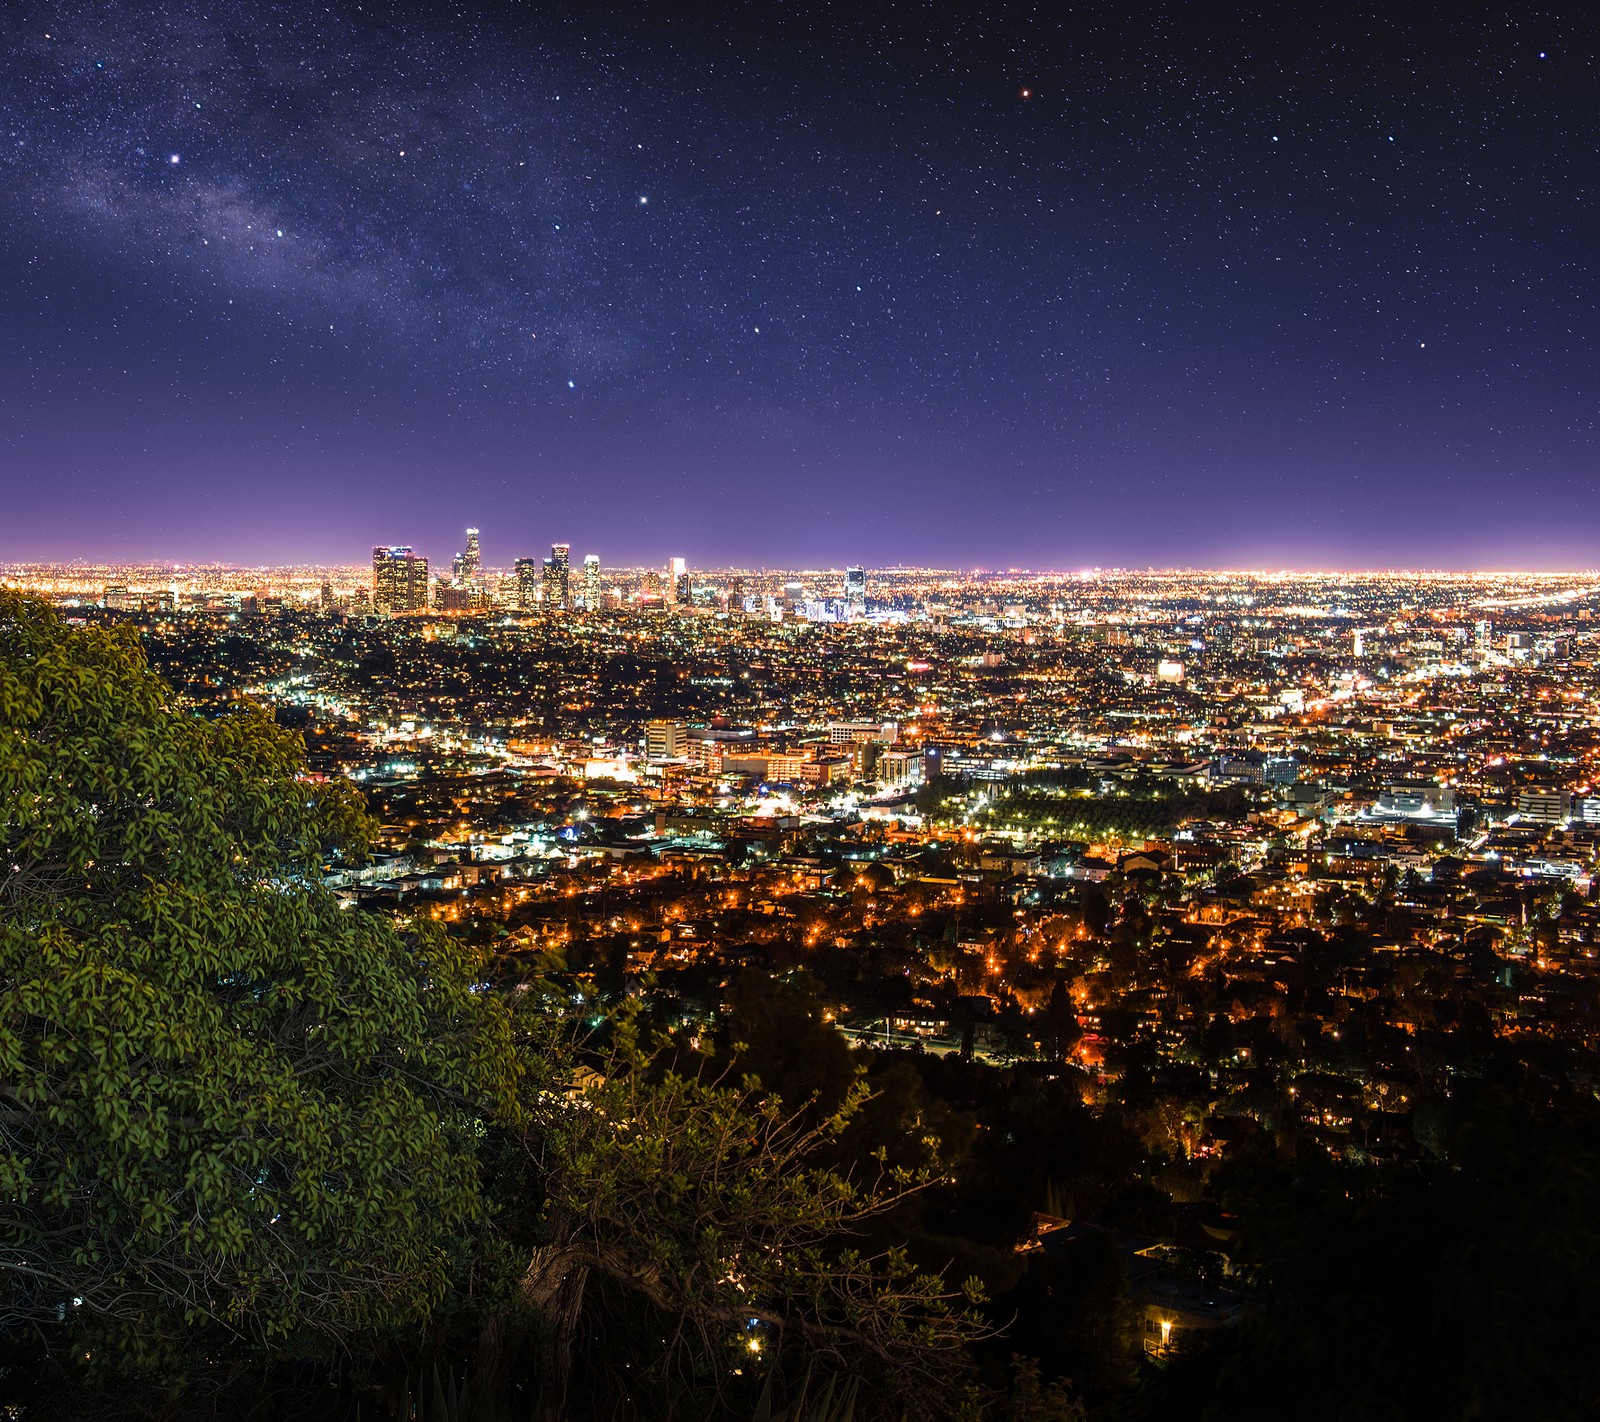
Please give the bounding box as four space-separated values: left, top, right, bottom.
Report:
727 574 745 611
452 527 481 582
319 579 335 612
582 554 600 612
514 557 540 611
640 568 664 604
670 556 689 607
844 566 870 611
644 719 688 762
548 543 571 610
372 546 430 613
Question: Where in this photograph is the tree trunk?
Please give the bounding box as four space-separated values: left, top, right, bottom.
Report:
523 1244 590 1422
472 1311 511 1405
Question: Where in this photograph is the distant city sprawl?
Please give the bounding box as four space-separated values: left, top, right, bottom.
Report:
7 548 1600 1406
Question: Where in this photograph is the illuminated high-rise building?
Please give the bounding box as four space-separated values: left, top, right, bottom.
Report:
434 581 485 613
372 546 429 614
546 543 571 611
514 557 540 611
670 556 689 608
582 554 600 612
845 566 866 603
645 719 688 762
453 527 481 582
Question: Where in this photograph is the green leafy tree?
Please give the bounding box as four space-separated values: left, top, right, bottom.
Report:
1000 1356 1086 1422
478 1025 989 1421
0 594 520 1355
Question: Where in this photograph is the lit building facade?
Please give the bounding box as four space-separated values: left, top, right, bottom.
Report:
546 544 571 611
514 557 540 611
372 546 429 613
452 527 481 582
644 719 688 761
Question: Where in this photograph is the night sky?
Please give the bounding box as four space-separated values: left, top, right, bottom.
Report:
1 2 1595 569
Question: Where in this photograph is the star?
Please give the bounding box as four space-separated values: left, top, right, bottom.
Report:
169 153 181 165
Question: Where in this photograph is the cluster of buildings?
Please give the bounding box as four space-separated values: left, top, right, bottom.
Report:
11 552 1600 1355
374 534 606 616
369 530 873 623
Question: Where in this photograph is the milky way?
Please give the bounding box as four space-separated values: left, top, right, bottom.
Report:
0 1 1594 568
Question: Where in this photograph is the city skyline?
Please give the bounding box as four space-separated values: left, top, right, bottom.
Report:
3 1 1597 568
10 550 1600 578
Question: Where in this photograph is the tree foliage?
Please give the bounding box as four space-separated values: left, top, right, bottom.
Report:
0 593 520 1351
479 1014 990 1421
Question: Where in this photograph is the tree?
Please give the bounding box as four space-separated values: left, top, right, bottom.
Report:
997 1231 1140 1402
477 1024 990 1421
0 594 520 1357
708 970 858 1116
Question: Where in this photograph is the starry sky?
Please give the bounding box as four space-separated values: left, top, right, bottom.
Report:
1 1 1595 569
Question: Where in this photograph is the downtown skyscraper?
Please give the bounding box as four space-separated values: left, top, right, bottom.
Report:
543 543 571 611
371 546 429 613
